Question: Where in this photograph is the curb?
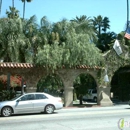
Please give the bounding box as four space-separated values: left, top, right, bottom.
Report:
63 105 101 109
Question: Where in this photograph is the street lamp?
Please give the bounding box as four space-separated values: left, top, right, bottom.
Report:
104 69 109 82
22 84 26 94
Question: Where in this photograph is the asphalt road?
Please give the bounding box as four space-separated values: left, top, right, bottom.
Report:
0 104 130 130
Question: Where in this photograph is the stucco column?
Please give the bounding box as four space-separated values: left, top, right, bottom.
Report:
21 68 47 93
25 78 39 92
64 87 74 107
26 84 37 93
97 86 113 106
96 68 113 106
56 69 76 107
22 73 43 93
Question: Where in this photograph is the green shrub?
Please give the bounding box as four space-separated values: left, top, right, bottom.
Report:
0 90 16 101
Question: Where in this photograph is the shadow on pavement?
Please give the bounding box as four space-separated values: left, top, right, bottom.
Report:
0 112 58 118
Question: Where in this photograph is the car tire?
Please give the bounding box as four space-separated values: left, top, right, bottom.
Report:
1 106 12 117
93 97 97 102
45 105 55 114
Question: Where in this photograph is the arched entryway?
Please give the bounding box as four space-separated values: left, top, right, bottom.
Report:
111 66 130 102
73 73 97 105
0 62 113 107
36 74 64 97
56 67 107 107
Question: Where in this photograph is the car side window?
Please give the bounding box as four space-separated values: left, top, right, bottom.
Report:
26 94 35 100
88 90 91 94
20 95 27 101
35 94 47 100
92 89 97 94
20 94 34 101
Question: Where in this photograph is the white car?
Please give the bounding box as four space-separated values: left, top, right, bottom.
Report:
83 89 97 102
0 92 63 117
129 100 130 105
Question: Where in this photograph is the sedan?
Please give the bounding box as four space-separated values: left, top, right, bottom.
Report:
0 92 63 117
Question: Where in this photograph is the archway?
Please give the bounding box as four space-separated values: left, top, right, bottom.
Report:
36 74 64 97
111 66 130 102
0 62 110 107
73 73 97 105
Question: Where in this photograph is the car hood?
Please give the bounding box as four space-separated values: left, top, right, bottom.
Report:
0 101 15 105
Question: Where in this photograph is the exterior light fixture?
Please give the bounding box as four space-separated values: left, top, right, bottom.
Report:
104 69 109 82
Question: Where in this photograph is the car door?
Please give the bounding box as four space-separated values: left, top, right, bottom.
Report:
14 94 34 114
33 94 48 112
87 89 92 99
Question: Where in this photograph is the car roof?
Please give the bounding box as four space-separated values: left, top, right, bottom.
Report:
23 92 54 97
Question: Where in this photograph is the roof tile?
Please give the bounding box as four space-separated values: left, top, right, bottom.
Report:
0 62 102 69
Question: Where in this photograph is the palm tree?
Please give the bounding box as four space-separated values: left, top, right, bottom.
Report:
71 15 88 23
92 15 110 36
70 15 97 43
12 0 14 8
102 17 110 33
22 15 39 62
0 7 32 63
52 19 68 44
6 6 19 19
21 0 32 19
97 32 116 52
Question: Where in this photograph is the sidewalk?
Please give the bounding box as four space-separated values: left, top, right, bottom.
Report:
63 100 100 108
63 100 129 108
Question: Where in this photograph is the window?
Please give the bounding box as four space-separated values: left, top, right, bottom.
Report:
27 94 35 100
92 89 97 94
20 94 34 101
35 94 47 100
20 96 26 101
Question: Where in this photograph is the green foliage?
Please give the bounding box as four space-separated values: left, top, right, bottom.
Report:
36 42 64 69
74 73 97 97
71 16 97 43
0 11 105 70
92 15 110 35
6 6 19 19
0 90 16 101
97 32 117 52
104 32 130 74
92 15 116 52
73 73 97 104
0 7 32 62
37 74 64 97
36 20 104 70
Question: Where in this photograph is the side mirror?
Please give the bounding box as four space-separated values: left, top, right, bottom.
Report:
16 99 21 102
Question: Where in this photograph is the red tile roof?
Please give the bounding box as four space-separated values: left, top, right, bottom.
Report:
0 62 33 68
0 62 102 69
61 65 102 69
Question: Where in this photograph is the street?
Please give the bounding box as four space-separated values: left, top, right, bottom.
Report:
0 104 130 130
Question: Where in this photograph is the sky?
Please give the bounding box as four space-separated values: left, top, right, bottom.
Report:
1 0 128 34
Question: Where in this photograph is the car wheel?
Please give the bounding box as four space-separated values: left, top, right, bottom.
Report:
45 105 55 114
93 97 97 102
1 106 12 117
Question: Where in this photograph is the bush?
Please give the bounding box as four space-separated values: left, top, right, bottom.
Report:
0 90 16 101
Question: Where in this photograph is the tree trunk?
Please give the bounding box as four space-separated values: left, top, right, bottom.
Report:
0 0 2 15
127 0 129 28
7 73 10 90
79 95 83 105
23 0 26 19
12 0 14 8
